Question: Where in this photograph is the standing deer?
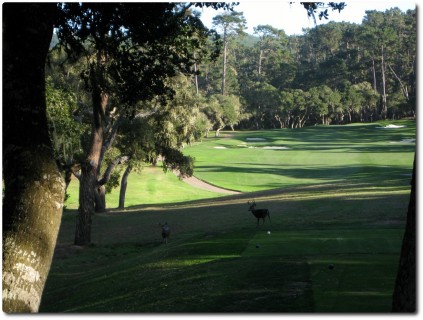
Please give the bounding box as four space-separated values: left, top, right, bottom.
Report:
248 200 271 226
159 222 170 244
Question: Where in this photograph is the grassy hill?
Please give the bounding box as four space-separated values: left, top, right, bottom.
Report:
40 120 415 313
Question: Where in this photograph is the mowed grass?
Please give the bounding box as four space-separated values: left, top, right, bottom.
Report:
40 121 415 313
40 185 409 312
183 120 415 192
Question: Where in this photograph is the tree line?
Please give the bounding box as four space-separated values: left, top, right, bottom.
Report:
196 7 416 131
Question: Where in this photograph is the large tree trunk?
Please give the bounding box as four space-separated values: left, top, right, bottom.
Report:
75 162 96 245
95 185 107 213
2 4 65 312
392 155 416 312
74 75 108 245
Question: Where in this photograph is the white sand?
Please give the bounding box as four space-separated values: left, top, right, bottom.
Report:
378 124 406 129
246 137 267 141
262 146 290 150
389 138 416 144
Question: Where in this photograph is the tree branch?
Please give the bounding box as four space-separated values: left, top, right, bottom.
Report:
387 63 409 101
97 155 129 186
134 107 159 119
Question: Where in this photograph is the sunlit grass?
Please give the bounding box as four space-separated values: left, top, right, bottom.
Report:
183 120 415 192
65 165 222 209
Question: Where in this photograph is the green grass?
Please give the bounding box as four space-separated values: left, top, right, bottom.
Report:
41 181 410 312
183 120 415 192
65 165 221 209
40 120 415 313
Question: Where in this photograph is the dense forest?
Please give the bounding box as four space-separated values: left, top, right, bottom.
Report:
194 7 416 131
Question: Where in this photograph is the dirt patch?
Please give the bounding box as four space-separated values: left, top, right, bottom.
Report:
174 170 241 195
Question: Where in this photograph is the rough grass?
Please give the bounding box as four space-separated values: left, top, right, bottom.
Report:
40 121 415 313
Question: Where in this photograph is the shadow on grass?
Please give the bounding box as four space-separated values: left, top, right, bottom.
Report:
230 122 416 147
42 227 404 312
195 163 413 190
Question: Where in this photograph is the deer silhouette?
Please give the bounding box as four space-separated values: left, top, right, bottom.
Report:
248 200 271 226
159 222 170 244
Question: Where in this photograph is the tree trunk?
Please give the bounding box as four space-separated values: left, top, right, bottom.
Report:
74 73 108 245
258 49 263 81
372 58 377 93
215 126 224 137
222 33 228 96
95 155 129 213
274 115 284 128
380 45 388 119
119 164 133 209
194 52 199 95
3 4 65 313
387 63 409 101
95 185 107 213
75 162 96 245
392 155 416 312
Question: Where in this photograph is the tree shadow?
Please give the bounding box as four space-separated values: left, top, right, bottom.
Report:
197 163 413 190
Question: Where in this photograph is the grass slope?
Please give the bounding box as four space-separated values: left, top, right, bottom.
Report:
65 166 221 209
40 121 415 313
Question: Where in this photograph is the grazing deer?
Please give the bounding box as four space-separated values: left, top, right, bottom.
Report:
159 222 170 244
248 200 271 226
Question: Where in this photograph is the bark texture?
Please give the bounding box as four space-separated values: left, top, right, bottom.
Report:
118 164 133 209
3 4 65 312
74 78 108 245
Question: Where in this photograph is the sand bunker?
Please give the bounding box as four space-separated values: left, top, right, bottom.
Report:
378 124 406 129
389 138 416 144
213 143 289 150
262 146 290 150
246 137 267 141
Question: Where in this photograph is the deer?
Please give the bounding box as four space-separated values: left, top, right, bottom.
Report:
248 200 271 226
159 222 170 244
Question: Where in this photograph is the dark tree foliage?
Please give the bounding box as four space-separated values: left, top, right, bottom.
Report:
55 3 212 106
300 2 346 22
